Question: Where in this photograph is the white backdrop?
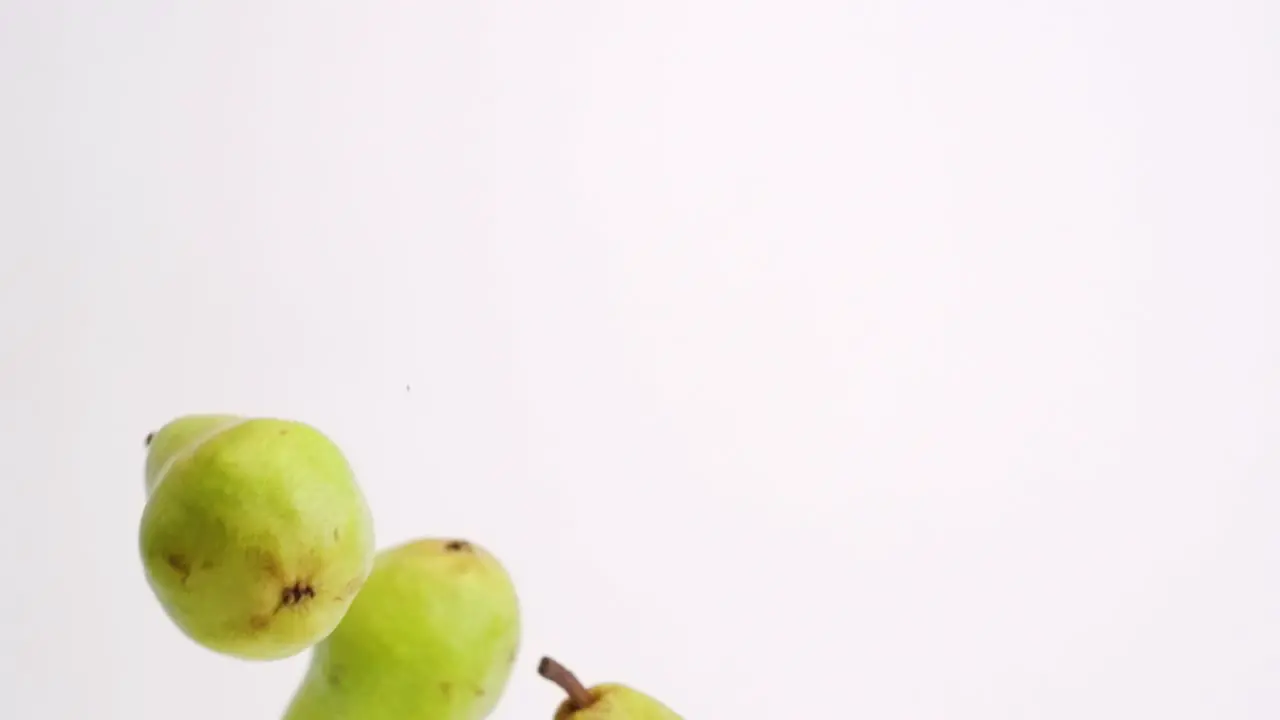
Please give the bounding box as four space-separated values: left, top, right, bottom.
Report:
2 2 1277 718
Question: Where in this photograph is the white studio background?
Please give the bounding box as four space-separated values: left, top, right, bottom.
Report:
1 2 1277 719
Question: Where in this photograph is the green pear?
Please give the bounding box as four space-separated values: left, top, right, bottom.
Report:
537 657 683 720
143 414 242 493
282 538 522 720
138 415 376 661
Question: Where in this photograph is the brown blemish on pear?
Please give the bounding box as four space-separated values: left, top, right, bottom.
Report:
249 547 286 580
279 582 317 609
166 554 191 584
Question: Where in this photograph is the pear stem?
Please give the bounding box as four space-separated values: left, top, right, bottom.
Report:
538 656 594 710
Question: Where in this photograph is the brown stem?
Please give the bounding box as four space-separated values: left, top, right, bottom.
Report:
538 656 595 710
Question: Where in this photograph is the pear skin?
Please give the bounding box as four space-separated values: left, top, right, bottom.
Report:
538 657 683 720
282 538 522 720
143 413 242 493
138 415 376 661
